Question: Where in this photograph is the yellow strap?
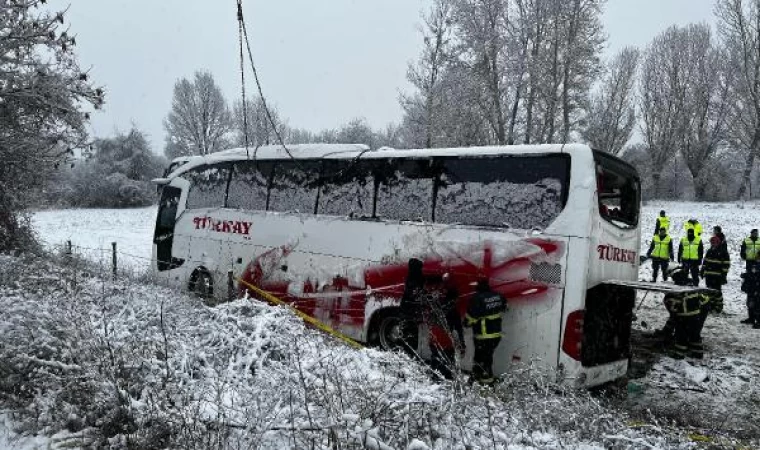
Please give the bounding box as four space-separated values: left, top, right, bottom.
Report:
237 278 363 349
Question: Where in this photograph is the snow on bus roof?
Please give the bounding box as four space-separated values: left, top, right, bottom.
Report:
165 143 592 179
164 143 369 178
348 143 589 159
213 143 370 160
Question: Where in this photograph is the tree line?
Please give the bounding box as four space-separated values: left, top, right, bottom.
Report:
6 0 760 251
164 0 760 201
400 0 760 201
162 71 404 160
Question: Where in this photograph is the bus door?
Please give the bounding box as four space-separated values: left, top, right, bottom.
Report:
154 185 183 271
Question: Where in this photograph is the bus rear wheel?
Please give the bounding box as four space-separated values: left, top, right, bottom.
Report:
190 269 215 305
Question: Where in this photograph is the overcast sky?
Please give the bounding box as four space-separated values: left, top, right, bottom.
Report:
60 0 717 153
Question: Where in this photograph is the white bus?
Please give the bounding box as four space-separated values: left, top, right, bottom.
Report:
153 143 643 387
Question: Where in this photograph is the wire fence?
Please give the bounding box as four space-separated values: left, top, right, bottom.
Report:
49 240 157 281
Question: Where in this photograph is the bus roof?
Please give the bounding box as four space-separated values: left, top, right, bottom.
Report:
162 143 599 180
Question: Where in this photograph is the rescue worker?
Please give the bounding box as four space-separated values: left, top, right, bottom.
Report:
678 228 704 286
741 263 760 328
663 288 706 359
654 210 670 235
656 266 689 340
712 225 727 253
398 258 425 352
465 277 507 385
740 229 760 324
684 218 703 239
740 229 760 271
646 227 674 282
701 236 729 316
401 258 424 313
425 273 465 380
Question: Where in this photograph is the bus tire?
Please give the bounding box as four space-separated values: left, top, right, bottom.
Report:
369 309 415 351
189 268 215 305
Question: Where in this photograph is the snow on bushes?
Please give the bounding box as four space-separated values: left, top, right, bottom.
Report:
1 254 696 449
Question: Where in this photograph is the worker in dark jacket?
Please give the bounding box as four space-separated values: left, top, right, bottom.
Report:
656 266 688 340
465 278 507 385
647 227 674 282
701 236 729 314
693 236 730 354
678 229 703 286
712 226 727 253
425 273 465 380
401 258 425 318
663 290 707 359
398 258 425 352
742 263 760 328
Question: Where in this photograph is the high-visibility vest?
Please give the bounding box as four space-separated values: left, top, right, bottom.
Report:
656 216 670 233
681 237 700 261
465 312 503 340
745 238 760 261
684 221 703 238
651 235 671 259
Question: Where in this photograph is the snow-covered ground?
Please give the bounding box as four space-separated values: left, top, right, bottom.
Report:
628 201 760 441
17 201 760 447
0 253 700 449
30 206 157 271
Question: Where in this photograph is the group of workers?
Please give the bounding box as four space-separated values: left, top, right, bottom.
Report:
400 258 507 385
644 210 760 358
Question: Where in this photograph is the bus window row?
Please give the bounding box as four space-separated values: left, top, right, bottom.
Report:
183 155 570 230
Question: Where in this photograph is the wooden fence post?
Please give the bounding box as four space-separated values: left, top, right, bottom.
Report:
112 242 117 280
227 270 234 301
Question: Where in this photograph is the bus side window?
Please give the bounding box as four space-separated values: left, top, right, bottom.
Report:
268 161 321 214
375 158 435 222
435 156 568 230
185 165 231 210
227 161 273 211
318 160 374 218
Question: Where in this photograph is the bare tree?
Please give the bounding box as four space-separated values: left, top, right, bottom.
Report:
639 24 729 199
677 27 732 199
232 97 286 148
402 0 454 148
453 0 511 144
163 71 231 158
558 0 606 143
335 118 377 146
717 0 760 198
513 0 550 144
398 0 606 148
0 0 104 249
640 27 688 197
582 48 640 155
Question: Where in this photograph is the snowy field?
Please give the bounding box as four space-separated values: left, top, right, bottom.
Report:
10 201 760 447
30 206 157 271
